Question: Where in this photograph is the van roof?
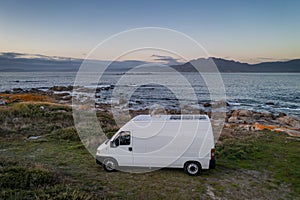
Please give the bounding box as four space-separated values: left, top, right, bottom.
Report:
133 115 209 122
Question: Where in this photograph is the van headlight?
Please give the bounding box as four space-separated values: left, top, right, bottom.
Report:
97 149 101 155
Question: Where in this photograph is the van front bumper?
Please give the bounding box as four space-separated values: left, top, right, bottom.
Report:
209 158 216 169
96 155 105 166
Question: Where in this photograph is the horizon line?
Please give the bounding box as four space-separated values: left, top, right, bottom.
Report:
0 51 298 65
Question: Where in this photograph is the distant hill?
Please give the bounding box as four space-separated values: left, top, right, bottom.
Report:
172 57 300 72
0 52 148 72
0 52 299 72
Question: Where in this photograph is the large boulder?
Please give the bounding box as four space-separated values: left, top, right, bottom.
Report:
278 112 287 118
238 109 251 117
266 102 275 105
228 116 244 124
203 102 212 107
49 86 73 91
252 113 262 120
231 109 252 118
12 88 23 93
231 110 239 117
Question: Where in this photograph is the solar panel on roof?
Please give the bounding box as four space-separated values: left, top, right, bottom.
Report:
133 115 208 121
194 116 207 120
169 115 181 120
182 115 193 120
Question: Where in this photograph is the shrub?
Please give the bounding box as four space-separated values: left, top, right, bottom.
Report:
49 127 80 142
0 160 58 190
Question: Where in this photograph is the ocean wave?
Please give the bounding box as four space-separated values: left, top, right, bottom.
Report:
227 102 241 106
275 107 300 111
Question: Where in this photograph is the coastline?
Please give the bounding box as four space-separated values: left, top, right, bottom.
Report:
1 72 299 120
1 86 299 137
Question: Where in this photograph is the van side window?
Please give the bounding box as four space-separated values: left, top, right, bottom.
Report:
119 131 131 145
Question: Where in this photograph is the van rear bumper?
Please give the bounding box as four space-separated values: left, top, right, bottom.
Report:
209 158 216 169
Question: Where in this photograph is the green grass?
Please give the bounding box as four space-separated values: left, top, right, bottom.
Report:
0 102 73 137
48 127 81 142
216 131 300 196
0 103 300 199
1 130 299 199
0 157 94 199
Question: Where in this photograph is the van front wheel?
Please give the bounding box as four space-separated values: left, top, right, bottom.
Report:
184 161 201 176
103 158 117 172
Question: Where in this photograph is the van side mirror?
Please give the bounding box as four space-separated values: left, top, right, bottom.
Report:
110 139 120 148
110 141 116 148
110 135 120 148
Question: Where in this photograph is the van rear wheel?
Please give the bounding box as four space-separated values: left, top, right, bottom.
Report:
184 161 201 176
103 158 117 172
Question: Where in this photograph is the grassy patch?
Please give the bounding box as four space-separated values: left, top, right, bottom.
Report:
216 131 300 195
1 102 299 199
0 157 94 199
49 127 80 142
0 102 73 136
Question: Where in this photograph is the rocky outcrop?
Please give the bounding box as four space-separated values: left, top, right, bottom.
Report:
49 86 73 91
12 88 23 93
226 109 300 137
228 109 253 124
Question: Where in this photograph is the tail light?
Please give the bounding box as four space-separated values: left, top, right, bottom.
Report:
211 148 215 159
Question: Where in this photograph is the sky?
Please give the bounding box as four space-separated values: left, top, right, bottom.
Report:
0 0 300 64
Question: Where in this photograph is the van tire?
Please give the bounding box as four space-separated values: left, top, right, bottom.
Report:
184 161 201 176
103 158 118 172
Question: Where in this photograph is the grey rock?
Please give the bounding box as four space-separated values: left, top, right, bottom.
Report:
49 86 73 91
0 100 7 105
278 112 287 117
228 116 244 124
252 113 262 120
266 102 275 105
238 109 251 117
203 102 212 107
62 95 72 101
27 136 42 140
12 88 23 93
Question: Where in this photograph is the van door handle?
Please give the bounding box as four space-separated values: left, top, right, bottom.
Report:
128 147 132 151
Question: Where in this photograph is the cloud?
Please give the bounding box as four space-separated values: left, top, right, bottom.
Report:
0 52 26 59
256 57 291 62
0 51 151 72
151 54 183 65
0 52 81 61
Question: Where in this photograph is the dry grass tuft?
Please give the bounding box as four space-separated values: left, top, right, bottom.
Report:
0 93 52 103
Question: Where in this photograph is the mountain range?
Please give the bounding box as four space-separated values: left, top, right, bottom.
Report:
0 52 299 72
172 57 300 73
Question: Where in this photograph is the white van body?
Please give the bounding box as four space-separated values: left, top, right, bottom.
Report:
96 115 215 175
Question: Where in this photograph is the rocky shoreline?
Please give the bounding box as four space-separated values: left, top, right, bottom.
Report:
1 86 299 137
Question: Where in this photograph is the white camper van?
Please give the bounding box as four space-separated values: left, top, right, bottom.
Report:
96 115 215 176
